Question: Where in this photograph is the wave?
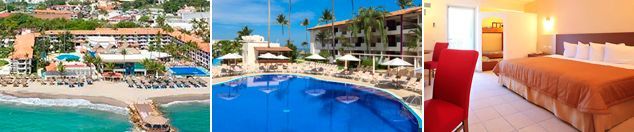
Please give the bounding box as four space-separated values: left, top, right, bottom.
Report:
161 100 210 107
0 94 128 115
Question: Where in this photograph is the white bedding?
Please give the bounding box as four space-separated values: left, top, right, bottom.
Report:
546 55 634 70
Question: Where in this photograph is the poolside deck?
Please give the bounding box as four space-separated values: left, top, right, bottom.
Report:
212 72 423 118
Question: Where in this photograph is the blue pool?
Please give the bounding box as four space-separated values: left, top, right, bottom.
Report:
169 66 209 76
56 54 80 61
213 74 421 132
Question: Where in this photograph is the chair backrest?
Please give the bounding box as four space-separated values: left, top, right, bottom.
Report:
432 42 449 62
432 49 478 116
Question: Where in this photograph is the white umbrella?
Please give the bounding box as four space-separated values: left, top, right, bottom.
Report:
305 54 326 60
217 53 242 59
337 54 360 69
218 53 243 65
381 58 412 66
336 54 360 61
258 52 277 59
276 55 289 60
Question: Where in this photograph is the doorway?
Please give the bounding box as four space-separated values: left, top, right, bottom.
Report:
447 6 476 50
481 17 503 71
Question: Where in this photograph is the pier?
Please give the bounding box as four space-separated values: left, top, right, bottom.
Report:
128 101 176 132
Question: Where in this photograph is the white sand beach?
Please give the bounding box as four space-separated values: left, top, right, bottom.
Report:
0 77 210 107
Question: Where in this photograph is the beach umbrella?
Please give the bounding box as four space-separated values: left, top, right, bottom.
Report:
381 58 413 76
218 53 243 65
258 52 277 59
305 54 326 60
276 55 289 60
336 54 360 69
381 58 412 66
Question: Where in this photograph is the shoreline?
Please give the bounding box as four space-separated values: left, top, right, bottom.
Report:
0 90 210 108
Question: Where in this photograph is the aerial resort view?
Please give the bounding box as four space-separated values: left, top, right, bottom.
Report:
212 0 422 131
0 0 210 131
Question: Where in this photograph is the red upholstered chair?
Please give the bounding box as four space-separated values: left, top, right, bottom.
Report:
424 42 449 85
424 49 479 132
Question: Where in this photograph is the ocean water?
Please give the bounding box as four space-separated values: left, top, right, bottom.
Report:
213 74 421 132
0 99 131 131
162 101 211 132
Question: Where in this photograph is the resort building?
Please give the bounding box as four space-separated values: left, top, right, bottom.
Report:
308 7 422 59
10 33 37 75
424 0 634 132
10 28 210 75
238 35 288 65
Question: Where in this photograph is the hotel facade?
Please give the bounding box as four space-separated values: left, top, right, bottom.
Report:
10 28 210 75
308 7 422 59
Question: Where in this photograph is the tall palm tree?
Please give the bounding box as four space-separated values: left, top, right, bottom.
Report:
93 56 102 73
288 0 292 47
267 0 271 47
57 62 65 78
83 54 95 79
300 18 310 51
353 7 389 54
319 9 335 59
407 24 422 56
120 48 128 76
397 0 414 56
276 14 289 35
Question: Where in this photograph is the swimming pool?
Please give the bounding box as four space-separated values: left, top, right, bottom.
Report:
169 66 209 76
56 54 80 61
213 74 421 132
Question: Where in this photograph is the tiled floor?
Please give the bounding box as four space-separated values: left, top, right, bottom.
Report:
425 71 633 132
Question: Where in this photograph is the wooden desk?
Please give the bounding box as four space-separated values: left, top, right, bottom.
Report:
424 50 432 54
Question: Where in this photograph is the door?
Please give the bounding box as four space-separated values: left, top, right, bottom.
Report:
447 6 476 50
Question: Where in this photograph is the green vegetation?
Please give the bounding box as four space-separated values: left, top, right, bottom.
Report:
114 21 141 28
190 18 209 42
0 60 8 67
141 59 167 77
0 13 105 35
212 40 242 57
276 14 288 35
318 51 331 60
162 0 209 13
0 45 12 58
286 40 298 62
351 7 389 54
163 42 197 61
236 26 252 40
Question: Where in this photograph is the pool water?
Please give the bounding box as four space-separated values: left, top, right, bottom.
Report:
212 74 421 132
169 67 209 76
56 54 80 61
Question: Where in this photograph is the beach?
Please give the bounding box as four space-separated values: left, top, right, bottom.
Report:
0 77 210 107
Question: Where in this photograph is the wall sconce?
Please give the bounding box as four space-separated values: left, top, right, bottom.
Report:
543 16 555 34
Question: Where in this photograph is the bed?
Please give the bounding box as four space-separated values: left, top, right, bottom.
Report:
493 32 634 132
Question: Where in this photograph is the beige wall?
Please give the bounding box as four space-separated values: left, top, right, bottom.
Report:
525 0 634 53
482 33 502 52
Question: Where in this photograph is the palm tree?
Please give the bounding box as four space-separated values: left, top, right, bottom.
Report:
276 14 289 35
57 62 65 78
397 0 414 56
120 48 128 76
300 18 310 51
319 9 335 59
104 63 115 72
83 54 95 79
353 7 389 54
267 0 271 47
93 56 102 73
315 30 331 57
236 26 253 40
407 24 422 56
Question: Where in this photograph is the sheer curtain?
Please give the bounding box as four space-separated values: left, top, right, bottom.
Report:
448 6 476 50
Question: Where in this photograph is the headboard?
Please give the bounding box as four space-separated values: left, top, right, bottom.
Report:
555 32 634 55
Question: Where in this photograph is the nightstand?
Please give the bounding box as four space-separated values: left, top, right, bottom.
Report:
527 53 551 57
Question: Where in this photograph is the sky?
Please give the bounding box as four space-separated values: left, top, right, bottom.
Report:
212 0 422 51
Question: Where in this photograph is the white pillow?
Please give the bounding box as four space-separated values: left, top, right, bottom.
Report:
588 42 605 61
563 42 577 58
604 43 634 65
575 42 590 60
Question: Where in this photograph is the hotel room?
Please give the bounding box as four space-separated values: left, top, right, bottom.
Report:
423 0 634 132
